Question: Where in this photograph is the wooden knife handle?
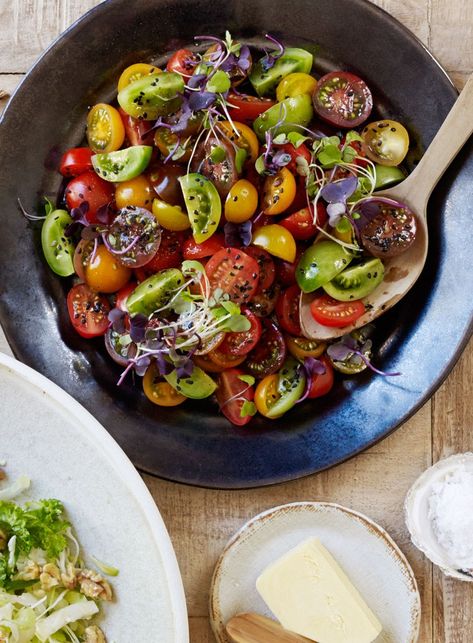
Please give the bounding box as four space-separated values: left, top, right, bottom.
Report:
226 613 314 643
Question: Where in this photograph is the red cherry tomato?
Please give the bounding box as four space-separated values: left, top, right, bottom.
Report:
166 48 199 77
216 368 255 427
67 284 110 338
312 71 373 129
307 355 335 398
277 142 312 174
118 108 154 146
276 247 306 287
275 284 302 336
227 92 276 124
143 230 186 273
280 203 327 241
205 248 260 305
219 308 262 356
65 171 115 224
310 294 366 328
246 318 286 377
59 148 94 177
116 282 137 311
183 233 225 260
244 246 275 291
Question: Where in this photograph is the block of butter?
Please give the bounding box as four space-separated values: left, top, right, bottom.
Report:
256 538 382 643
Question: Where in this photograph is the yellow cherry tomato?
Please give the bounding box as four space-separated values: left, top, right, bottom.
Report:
263 168 297 215
276 72 318 102
286 335 327 360
87 103 125 153
217 120 259 163
252 224 297 263
361 119 409 167
85 245 131 293
255 374 282 418
117 63 161 93
115 175 154 209
154 128 192 163
152 197 191 231
143 363 186 406
224 179 258 223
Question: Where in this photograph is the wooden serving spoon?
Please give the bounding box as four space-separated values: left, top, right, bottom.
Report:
300 74 473 340
226 613 314 643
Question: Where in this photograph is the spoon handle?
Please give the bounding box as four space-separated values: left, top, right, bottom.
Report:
401 74 473 210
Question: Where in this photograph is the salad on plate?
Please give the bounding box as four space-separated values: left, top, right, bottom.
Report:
0 470 114 642
25 32 416 426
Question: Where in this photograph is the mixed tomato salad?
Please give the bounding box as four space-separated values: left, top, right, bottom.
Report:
29 32 416 426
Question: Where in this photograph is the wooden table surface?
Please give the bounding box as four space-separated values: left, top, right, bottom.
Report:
0 1 472 641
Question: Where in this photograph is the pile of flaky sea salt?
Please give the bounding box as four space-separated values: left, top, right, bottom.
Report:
428 466 473 568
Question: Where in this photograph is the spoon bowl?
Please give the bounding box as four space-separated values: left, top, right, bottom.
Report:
301 75 473 341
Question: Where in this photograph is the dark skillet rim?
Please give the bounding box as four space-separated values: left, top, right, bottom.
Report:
0 0 470 489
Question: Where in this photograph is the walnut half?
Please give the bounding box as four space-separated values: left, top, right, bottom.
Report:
77 569 113 601
84 625 106 643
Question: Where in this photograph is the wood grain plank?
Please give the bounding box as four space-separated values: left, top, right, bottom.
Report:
430 0 473 75
432 341 473 642
190 617 215 643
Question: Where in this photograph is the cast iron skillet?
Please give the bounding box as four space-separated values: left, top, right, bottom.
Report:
0 0 471 488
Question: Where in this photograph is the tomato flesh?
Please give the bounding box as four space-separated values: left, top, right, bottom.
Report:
276 284 302 336
226 92 275 125
310 294 366 328
205 248 260 305
313 71 373 128
216 368 255 426
219 308 262 356
280 203 327 241
167 49 199 77
67 284 110 338
143 230 185 273
246 318 286 377
65 171 115 224
183 233 225 260
244 246 276 291
308 355 334 399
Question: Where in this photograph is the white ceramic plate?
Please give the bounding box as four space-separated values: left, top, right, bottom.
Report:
210 502 420 643
0 352 188 643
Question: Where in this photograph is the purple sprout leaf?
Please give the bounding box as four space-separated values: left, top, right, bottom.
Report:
188 90 217 111
96 201 115 225
80 224 101 240
260 33 285 71
224 221 252 247
134 355 151 377
176 358 194 379
129 314 148 343
170 99 194 134
187 73 208 90
237 45 252 71
271 150 292 168
326 202 347 228
108 307 127 334
297 357 327 404
327 340 355 362
320 175 358 204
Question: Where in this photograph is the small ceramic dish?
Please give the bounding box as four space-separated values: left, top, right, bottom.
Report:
405 452 473 581
210 502 420 643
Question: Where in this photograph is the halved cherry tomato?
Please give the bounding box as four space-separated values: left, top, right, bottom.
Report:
361 120 409 167
116 281 137 311
87 103 125 153
152 197 190 231
193 353 227 373
276 72 318 102
286 335 327 360
73 239 94 282
67 284 110 338
166 48 199 77
219 308 262 356
217 121 259 164
254 358 305 419
216 368 255 426
227 92 276 125
104 207 161 268
208 347 246 369
183 233 225 260
263 168 297 215
280 203 327 241
276 142 312 175
224 179 258 223
205 248 260 305
118 63 160 92
85 245 132 293
244 246 275 291
312 71 373 129
310 294 366 328
115 175 154 209
246 318 286 377
143 362 186 406
307 355 334 399
247 283 280 317
59 148 94 177
276 284 302 336
197 136 238 198
65 171 115 224
252 225 297 263
143 229 186 273
119 108 155 147
154 127 192 163
254 374 279 416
